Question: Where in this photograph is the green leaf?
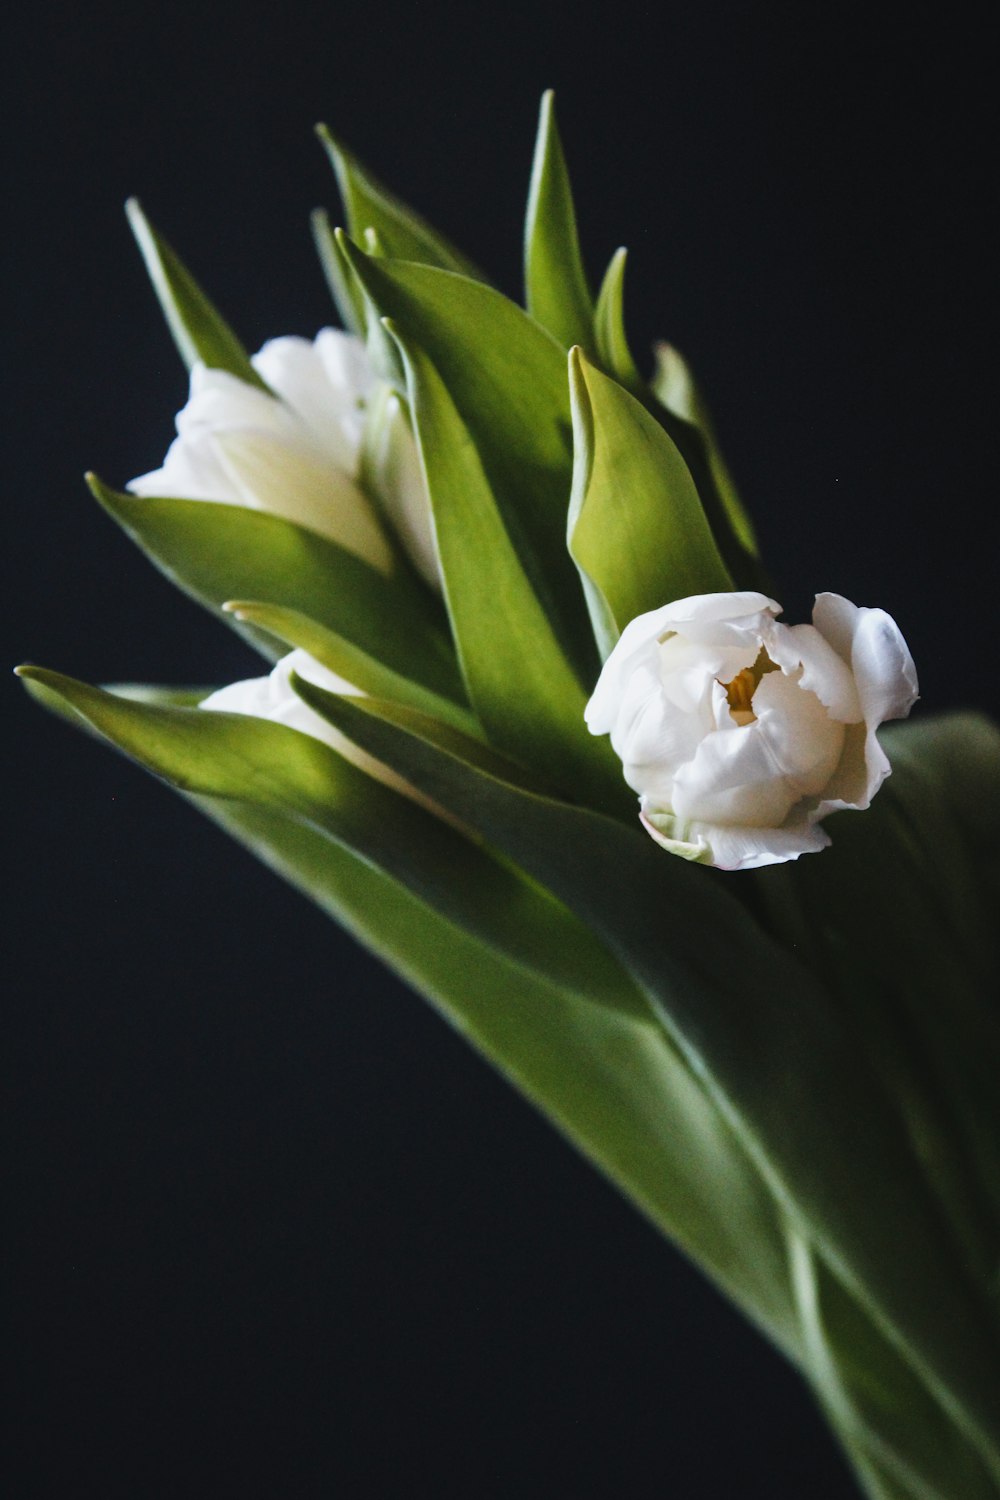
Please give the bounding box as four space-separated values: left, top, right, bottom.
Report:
791 1231 1000 1499
194 788 803 1363
291 688 1000 1469
24 664 802 1361
316 125 485 280
524 90 594 351
311 207 364 336
225 602 480 738
384 324 625 810
763 717 1000 1289
125 199 268 392
651 340 758 558
568 349 733 658
333 236 596 682
594 247 645 395
88 475 462 700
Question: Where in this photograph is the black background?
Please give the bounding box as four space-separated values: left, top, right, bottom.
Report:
5 3 995 1496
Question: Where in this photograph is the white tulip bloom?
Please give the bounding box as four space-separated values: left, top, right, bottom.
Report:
201 649 417 802
586 591 918 871
129 328 438 585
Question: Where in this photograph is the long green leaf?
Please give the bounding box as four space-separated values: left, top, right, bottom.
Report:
791 1231 1000 1498
385 324 625 810
15 666 631 1016
568 350 733 659
125 199 268 391
22 662 805 1359
195 790 805 1363
332 237 596 682
524 90 594 350
289 686 1000 1469
316 125 485 280
224 602 480 738
88 476 462 699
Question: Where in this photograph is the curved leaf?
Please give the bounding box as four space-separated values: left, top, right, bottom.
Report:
332 237 596 681
594 247 644 394
291 686 1000 1469
568 350 733 659
385 324 625 810
88 476 462 699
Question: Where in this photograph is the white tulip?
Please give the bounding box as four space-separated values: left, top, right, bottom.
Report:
585 591 918 871
201 649 417 802
129 328 438 585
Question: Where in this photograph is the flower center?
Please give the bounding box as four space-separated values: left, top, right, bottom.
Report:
720 648 779 725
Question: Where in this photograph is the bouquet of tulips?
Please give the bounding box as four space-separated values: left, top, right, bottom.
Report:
20 93 1000 1497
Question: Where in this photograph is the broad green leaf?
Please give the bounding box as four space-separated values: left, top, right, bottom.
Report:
764 719 1000 1284
292 688 1000 1467
193 789 803 1363
524 91 594 351
651 339 759 558
384 324 626 811
15 665 634 1021
333 237 596 681
125 199 268 392
225 602 480 739
791 1230 1000 1498
568 350 733 659
316 125 485 280
594 247 645 394
88 476 462 700
22 663 802 1360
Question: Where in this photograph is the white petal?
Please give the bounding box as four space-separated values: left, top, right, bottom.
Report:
764 621 861 722
694 818 831 871
813 593 918 727
851 607 919 726
670 719 800 828
752 672 845 796
252 331 367 474
210 428 394 571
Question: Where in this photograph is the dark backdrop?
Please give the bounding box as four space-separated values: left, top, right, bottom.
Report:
5 3 994 1496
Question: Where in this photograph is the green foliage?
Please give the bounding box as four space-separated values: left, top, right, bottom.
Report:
594 247 645 395
21 99 1000 1499
125 199 268 391
651 340 759 558
568 349 733 658
524 91 595 352
287 685 1000 1475
87 476 461 698
387 323 624 809
316 125 485 280
335 235 596 680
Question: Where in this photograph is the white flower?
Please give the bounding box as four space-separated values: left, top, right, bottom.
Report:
585 591 918 871
129 328 438 584
201 648 417 802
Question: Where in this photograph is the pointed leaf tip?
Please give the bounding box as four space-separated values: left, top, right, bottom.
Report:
524 91 594 351
125 199 267 391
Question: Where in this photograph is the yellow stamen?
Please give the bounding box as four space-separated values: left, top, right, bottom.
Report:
720 648 779 723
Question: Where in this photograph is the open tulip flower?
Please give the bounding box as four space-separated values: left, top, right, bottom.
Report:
19 93 1000 1498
